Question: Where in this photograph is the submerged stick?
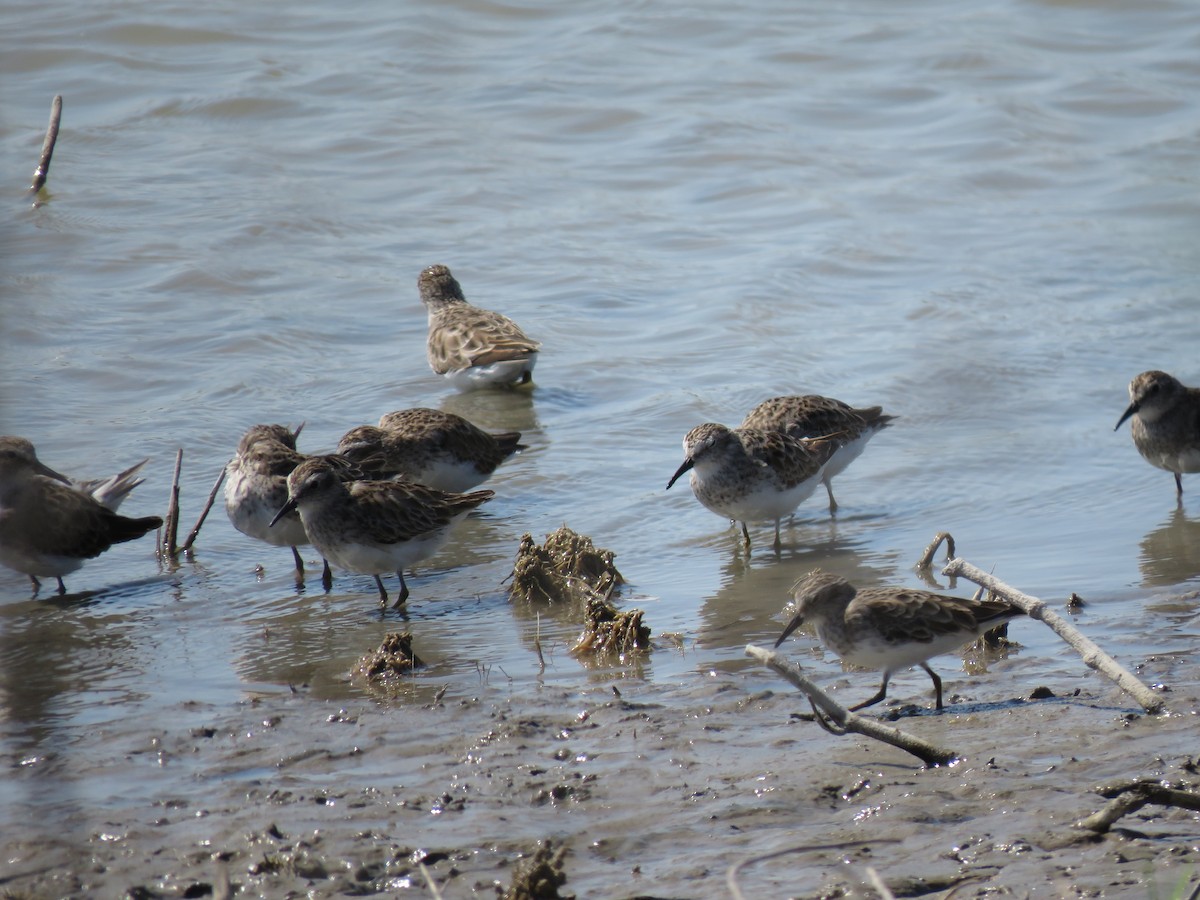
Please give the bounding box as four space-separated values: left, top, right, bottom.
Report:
745 645 957 767
179 464 226 554
941 558 1164 714
162 448 183 558
28 95 62 196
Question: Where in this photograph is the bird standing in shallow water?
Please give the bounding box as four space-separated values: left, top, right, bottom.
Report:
775 570 1023 711
1115 370 1200 497
270 457 493 607
666 423 837 551
337 407 524 493
419 264 541 391
0 436 162 594
740 394 895 514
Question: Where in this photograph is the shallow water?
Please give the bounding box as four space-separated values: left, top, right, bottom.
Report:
3 0 1200 894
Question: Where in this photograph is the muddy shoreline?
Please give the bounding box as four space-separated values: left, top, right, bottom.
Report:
3 636 1197 899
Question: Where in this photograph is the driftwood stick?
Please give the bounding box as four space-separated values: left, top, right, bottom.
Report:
179 464 226 554
29 95 62 195
162 448 183 558
745 645 957 767
941 558 1164 714
915 531 956 569
1075 780 1200 833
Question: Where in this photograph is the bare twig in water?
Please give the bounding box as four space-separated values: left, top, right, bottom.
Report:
179 464 226 554
28 95 62 196
915 531 956 569
745 645 957 767
162 448 183 558
725 840 896 900
534 612 546 675
941 558 1165 714
1075 779 1200 833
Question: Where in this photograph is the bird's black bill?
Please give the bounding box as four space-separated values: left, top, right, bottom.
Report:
1114 402 1138 431
774 612 805 648
268 498 299 527
666 458 694 490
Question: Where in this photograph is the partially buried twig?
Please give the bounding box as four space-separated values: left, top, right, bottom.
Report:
162 448 183 558
1075 778 1200 833
725 839 897 900
745 645 957 767
941 558 1165 714
28 95 62 196
178 464 226 554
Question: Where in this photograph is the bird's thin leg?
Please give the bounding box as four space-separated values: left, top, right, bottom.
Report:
55 577 66 594
373 575 389 607
772 519 782 553
321 560 333 591
850 674 891 711
290 546 304 572
1176 472 1184 495
921 662 944 709
825 478 838 515
741 522 752 549
29 575 41 595
392 571 410 609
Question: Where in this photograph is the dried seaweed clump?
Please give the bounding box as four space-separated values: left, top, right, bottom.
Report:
501 840 572 900
571 596 650 657
508 526 624 603
352 631 424 682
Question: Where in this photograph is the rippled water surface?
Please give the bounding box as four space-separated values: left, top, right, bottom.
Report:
3 0 1200 891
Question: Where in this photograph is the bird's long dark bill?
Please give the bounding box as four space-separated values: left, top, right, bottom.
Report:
36 460 71 484
666 457 694 490
1114 402 1138 432
774 612 805 648
268 498 299 527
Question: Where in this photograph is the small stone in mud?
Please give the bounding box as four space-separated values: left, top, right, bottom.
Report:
571 597 650 657
508 527 624 603
500 840 572 900
352 632 424 682
1029 685 1056 700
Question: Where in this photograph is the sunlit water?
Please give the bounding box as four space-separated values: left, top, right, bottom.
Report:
3 0 1200 838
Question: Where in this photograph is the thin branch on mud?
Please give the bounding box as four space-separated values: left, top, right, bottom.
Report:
915 531 956 570
1075 779 1200 833
745 645 957 767
941 559 1165 714
725 839 895 900
179 464 226 554
28 95 62 196
865 866 898 900
162 448 183 558
417 863 445 900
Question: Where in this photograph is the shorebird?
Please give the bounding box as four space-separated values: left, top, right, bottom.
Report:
666 423 837 551
775 570 1022 711
419 264 541 390
337 407 524 493
740 394 895 514
270 456 493 607
1115 370 1200 496
0 436 162 593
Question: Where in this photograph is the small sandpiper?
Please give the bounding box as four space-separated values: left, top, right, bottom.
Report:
775 570 1022 711
270 456 494 607
419 264 541 390
666 423 837 551
1115 370 1200 496
224 424 350 584
0 436 162 594
337 407 524 493
740 394 895 514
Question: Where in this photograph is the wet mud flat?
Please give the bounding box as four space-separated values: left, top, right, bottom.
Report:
2 641 1198 900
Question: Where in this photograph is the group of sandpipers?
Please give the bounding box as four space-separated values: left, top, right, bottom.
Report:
2 262 1197 710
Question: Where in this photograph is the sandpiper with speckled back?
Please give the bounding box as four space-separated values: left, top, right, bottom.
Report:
1115 370 1200 496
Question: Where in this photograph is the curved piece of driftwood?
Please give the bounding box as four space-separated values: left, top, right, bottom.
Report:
745 644 957 767
29 95 62 195
1075 779 1200 833
915 531 956 570
941 558 1164 714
